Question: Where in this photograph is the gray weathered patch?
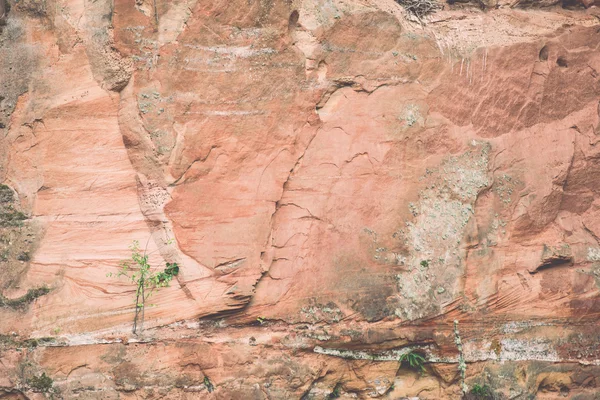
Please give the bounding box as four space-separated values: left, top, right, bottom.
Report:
395 141 490 320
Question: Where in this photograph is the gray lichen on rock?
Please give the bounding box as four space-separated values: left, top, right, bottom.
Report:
0 17 38 132
395 141 491 320
313 344 428 361
300 300 345 323
80 0 133 92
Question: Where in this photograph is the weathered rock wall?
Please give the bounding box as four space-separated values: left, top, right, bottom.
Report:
1 0 600 398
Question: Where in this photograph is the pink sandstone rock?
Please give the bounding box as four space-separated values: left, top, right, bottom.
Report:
1 0 600 398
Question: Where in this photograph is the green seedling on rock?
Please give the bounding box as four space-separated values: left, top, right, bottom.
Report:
467 383 495 399
204 376 214 393
328 383 342 399
108 240 179 334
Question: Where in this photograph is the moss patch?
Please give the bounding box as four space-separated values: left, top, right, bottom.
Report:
0 183 42 291
0 334 55 349
0 286 50 310
0 184 14 202
27 372 53 392
0 209 27 227
0 185 28 227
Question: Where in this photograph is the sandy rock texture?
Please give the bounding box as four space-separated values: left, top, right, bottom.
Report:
1 0 600 398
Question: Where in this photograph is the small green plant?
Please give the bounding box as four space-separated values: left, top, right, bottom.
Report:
420 259 429 268
108 240 179 334
204 376 214 393
256 316 266 324
469 384 494 399
328 383 342 399
28 372 53 392
471 384 489 395
399 350 426 373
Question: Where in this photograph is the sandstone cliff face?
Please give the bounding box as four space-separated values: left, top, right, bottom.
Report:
1 0 600 398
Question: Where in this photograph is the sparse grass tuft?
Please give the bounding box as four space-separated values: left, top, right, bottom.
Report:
395 0 441 19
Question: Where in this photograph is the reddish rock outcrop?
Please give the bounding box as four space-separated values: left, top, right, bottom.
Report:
1 0 600 398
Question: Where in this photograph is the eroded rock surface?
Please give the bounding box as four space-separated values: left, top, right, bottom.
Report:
1 0 600 398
